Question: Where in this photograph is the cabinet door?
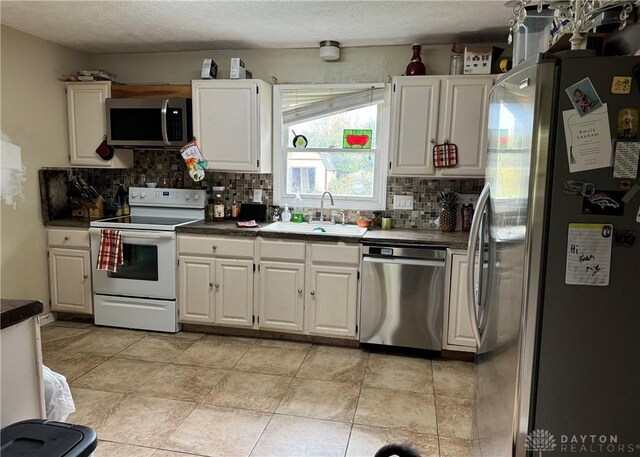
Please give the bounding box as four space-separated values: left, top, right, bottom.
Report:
438 77 493 177
389 77 440 176
49 248 92 314
259 261 305 333
214 259 254 327
178 256 215 323
67 82 111 167
306 265 358 338
447 254 477 349
192 81 259 172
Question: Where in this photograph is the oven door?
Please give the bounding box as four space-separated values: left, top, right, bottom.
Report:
89 228 176 300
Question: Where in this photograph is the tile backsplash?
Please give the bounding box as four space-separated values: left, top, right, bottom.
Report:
60 150 483 230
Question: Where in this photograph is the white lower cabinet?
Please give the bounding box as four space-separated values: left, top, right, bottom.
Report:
48 248 92 314
214 259 254 328
258 261 305 333
305 264 358 338
178 256 215 323
256 239 360 339
177 235 255 327
47 228 93 315
443 249 477 352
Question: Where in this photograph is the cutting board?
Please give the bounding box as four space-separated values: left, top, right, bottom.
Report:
39 169 71 221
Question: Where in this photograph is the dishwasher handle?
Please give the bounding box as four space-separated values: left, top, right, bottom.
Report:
363 256 445 268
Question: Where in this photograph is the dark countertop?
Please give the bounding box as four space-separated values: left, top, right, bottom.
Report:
45 218 91 228
1 299 43 330
363 228 470 250
46 219 470 249
177 221 267 237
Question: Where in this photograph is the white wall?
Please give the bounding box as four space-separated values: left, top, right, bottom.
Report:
0 26 88 312
89 44 482 84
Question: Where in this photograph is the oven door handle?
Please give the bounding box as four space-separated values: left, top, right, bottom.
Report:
88 228 175 239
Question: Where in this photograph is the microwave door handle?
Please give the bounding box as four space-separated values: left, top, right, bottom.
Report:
161 99 170 145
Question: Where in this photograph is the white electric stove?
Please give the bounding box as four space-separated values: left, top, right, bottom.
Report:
89 187 206 333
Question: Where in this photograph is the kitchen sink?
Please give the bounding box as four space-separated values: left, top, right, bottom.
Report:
260 221 368 237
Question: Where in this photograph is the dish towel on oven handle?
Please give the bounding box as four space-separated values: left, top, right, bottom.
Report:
433 142 458 168
96 229 123 272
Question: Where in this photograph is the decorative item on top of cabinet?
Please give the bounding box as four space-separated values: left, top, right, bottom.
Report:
47 228 93 315
388 75 494 177
65 82 132 168
191 79 272 173
405 44 427 76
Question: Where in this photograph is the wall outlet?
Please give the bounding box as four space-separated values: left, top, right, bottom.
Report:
253 189 263 203
393 195 414 210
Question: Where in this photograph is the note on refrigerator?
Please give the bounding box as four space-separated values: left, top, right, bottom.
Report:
562 104 612 173
612 141 640 179
565 223 613 286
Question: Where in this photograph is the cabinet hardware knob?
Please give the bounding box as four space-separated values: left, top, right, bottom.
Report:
64 236 70 241
310 291 315 296
298 289 303 294
212 245 217 251
209 282 214 287
215 283 220 288
430 138 436 144
83 275 88 279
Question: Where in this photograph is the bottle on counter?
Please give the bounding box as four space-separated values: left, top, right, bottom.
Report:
225 199 232 219
116 185 126 206
281 204 292 222
231 193 240 219
213 194 225 222
292 193 304 223
207 198 215 221
122 198 130 216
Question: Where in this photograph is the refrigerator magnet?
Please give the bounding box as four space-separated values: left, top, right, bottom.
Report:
582 191 625 216
611 76 632 94
616 108 638 139
612 141 640 179
637 205 640 223
565 78 603 116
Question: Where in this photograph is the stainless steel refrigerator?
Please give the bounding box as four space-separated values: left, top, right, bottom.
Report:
467 52 640 457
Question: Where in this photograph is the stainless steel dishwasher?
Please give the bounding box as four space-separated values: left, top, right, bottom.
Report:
360 244 446 350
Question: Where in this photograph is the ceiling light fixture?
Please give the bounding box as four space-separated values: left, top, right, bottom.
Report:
319 40 340 61
507 0 638 50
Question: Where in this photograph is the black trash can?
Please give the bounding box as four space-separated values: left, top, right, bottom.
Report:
1 419 97 457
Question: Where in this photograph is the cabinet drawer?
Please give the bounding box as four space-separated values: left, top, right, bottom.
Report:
178 235 254 259
259 239 305 262
310 243 360 266
47 229 90 249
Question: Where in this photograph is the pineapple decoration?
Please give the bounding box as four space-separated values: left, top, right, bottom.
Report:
438 190 459 232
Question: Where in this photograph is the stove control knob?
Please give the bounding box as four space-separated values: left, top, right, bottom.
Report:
194 194 200 200
131 192 138 199
185 193 191 200
140 192 146 199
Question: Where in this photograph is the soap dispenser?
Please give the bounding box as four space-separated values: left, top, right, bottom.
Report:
281 204 292 222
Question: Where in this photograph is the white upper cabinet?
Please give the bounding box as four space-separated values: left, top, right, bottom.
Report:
192 80 272 173
389 77 440 176
438 77 493 176
389 75 494 177
66 82 131 168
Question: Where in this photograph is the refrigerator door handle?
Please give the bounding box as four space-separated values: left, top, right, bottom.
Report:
466 183 490 347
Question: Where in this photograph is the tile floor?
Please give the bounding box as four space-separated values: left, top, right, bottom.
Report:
41 321 475 457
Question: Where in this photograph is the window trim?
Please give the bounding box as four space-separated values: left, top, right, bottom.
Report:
273 83 389 211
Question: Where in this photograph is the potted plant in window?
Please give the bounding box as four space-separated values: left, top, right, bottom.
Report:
438 190 459 232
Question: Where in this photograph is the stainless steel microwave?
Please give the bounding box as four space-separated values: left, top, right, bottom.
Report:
106 97 192 148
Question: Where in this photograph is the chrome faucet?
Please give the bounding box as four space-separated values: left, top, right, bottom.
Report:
319 191 334 222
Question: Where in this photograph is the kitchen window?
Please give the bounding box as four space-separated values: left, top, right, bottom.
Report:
273 83 389 211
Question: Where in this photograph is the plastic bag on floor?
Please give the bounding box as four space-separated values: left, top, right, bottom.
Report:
43 365 75 421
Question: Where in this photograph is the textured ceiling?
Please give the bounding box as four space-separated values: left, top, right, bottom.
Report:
0 1 512 54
